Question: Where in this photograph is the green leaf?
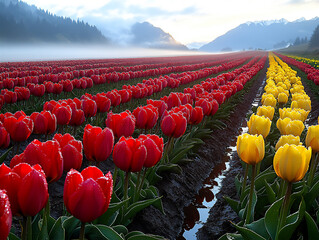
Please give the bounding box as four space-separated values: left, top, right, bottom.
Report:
255 172 276 191
265 198 283 240
218 233 244 240
85 224 124 240
123 198 161 223
278 198 306 240
305 211 319 240
127 235 163 240
125 231 145 238
112 225 128 236
264 180 276 203
232 223 266 240
246 218 270 239
8 233 20 240
0 147 12 164
62 216 80 240
49 217 65 240
142 186 164 214
156 164 182 175
95 198 130 225
304 179 319 211
170 145 194 164
224 196 240 214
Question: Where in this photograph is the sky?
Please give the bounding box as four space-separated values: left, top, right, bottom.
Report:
23 0 319 48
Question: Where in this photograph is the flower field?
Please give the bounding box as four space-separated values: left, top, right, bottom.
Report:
1 51 319 240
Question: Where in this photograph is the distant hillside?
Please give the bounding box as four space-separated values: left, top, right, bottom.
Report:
129 22 188 50
200 17 319 52
0 0 108 43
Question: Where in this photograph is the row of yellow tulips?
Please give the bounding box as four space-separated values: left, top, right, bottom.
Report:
222 52 319 239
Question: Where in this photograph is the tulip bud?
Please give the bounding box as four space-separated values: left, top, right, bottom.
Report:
306 125 319 153
113 136 147 172
247 114 271 138
273 144 311 182
64 167 113 223
237 133 264 165
0 189 12 240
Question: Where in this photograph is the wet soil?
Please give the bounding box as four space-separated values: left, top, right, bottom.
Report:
128 65 268 239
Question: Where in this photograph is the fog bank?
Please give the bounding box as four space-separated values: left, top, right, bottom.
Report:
0 44 206 62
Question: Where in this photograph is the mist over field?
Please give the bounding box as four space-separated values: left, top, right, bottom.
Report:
0 44 205 62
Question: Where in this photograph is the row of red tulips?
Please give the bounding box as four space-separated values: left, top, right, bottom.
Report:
0 56 253 109
275 53 319 85
0 53 250 76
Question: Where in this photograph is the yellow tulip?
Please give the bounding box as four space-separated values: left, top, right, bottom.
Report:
275 135 302 150
266 87 279 98
276 118 305 136
291 99 311 111
247 114 271 138
263 95 277 108
256 106 275 120
273 144 311 182
237 133 265 165
306 125 319 153
279 108 305 122
277 92 288 104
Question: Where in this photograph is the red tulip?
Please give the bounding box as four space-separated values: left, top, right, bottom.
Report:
113 136 147 172
139 134 164 168
69 108 85 127
94 94 111 113
53 133 83 171
83 124 114 162
0 189 11 240
195 98 212 116
64 167 113 223
189 106 204 125
52 103 72 126
161 112 187 138
62 80 73 92
166 92 182 110
133 104 159 130
105 110 136 138
30 110 57 135
146 99 168 119
0 125 10 149
210 99 219 116
10 139 63 183
82 98 97 118
3 116 33 142
0 163 48 216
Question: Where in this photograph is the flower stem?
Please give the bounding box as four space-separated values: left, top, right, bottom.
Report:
22 216 32 240
124 171 131 210
113 167 118 189
133 171 142 203
307 152 318 187
276 182 292 240
240 163 249 201
79 222 86 240
245 164 256 224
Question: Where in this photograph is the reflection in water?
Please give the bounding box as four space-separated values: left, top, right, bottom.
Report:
177 151 232 240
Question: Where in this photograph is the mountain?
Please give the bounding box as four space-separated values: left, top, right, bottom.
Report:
200 17 319 52
129 22 188 50
0 0 108 43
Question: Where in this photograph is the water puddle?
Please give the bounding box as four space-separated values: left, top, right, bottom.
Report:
177 77 266 240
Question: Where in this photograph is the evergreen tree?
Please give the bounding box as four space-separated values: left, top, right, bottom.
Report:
309 25 319 49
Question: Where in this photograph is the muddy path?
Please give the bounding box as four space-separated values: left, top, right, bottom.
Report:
128 65 268 240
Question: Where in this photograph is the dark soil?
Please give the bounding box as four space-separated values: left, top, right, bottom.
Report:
128 65 268 240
